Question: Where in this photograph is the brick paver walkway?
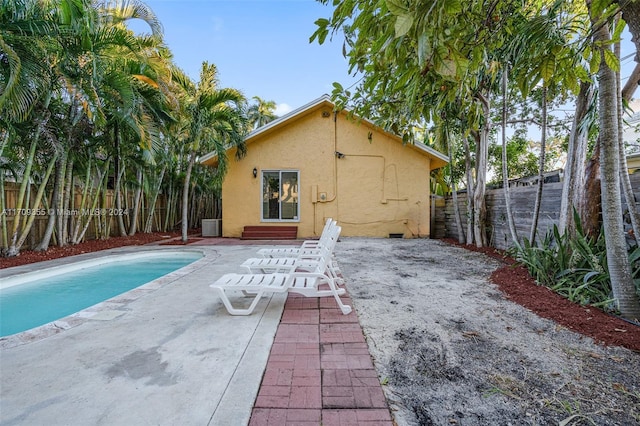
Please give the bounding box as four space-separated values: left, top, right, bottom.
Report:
249 292 394 426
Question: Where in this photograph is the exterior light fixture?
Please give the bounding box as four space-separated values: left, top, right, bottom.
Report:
335 151 345 159
253 167 258 178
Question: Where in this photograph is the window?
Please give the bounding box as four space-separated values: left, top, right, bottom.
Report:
262 170 299 221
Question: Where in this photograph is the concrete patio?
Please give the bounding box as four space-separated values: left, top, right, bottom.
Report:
0 240 392 426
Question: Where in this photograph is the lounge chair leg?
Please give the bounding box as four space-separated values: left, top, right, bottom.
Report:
215 288 265 315
326 277 352 315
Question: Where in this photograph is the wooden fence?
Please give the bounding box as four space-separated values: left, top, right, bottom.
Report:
2 182 169 249
438 173 640 250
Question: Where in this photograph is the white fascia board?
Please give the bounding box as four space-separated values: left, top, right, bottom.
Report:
244 94 333 140
412 142 450 163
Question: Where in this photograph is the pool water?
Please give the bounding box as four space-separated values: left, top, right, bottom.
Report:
0 251 202 337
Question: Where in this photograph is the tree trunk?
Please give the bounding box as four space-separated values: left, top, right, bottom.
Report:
622 63 640 101
144 166 166 233
473 92 490 247
592 11 640 320
463 135 474 245
7 138 39 256
71 159 93 244
1 171 8 251
560 81 592 236
100 161 111 239
14 155 57 252
114 162 127 237
181 151 197 242
448 139 465 243
617 35 640 245
74 160 110 244
530 86 547 244
35 152 66 251
581 143 602 238
128 168 143 236
501 66 519 248
60 157 74 246
619 1 640 63
164 184 174 232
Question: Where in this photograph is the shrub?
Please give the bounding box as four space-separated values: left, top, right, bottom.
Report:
511 215 638 313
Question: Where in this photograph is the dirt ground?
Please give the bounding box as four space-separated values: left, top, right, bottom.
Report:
3 234 640 425
333 238 640 426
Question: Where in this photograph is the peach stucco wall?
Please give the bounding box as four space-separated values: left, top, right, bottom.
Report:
220 103 435 238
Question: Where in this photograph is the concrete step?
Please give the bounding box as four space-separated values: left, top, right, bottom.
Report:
241 225 298 240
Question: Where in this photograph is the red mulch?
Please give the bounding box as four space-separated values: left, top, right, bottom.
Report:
442 238 640 352
3 235 638 352
0 232 185 269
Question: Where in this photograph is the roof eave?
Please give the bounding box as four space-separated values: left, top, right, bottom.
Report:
412 143 449 169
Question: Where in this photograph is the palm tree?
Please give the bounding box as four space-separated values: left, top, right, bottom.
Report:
590 6 640 321
1 0 181 252
247 96 277 130
0 0 60 123
178 62 246 242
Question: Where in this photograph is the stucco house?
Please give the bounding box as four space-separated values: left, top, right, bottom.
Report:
199 95 448 239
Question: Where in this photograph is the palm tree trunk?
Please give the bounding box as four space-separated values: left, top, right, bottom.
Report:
592 13 640 320
560 82 592 236
1 172 8 251
190 190 198 230
145 165 166 233
8 138 39 256
114 161 127 237
128 168 143 236
71 159 92 243
35 152 66 251
164 183 173 232
14 154 58 252
101 163 111 239
75 160 110 244
0 132 8 251
530 86 547 244
181 151 197 242
60 157 74 246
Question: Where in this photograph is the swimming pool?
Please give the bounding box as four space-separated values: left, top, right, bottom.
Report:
0 250 203 337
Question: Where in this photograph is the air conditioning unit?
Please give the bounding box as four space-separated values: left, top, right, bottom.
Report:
202 219 221 237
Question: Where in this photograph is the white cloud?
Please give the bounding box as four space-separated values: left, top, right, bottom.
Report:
275 103 292 116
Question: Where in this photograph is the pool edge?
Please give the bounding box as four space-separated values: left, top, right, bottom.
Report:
0 246 217 348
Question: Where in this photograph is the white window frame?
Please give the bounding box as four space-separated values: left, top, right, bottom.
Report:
261 170 300 222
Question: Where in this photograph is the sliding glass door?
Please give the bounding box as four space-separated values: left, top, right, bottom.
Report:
262 170 299 221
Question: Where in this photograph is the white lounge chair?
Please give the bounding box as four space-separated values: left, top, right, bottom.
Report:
241 222 343 283
256 218 336 259
255 219 343 279
210 241 351 316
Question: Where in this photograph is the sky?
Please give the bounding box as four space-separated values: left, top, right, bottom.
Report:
129 0 358 116
130 1 640 122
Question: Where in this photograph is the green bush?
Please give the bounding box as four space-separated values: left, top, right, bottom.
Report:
512 214 640 313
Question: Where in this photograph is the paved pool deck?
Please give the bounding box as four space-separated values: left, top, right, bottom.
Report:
0 238 393 426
